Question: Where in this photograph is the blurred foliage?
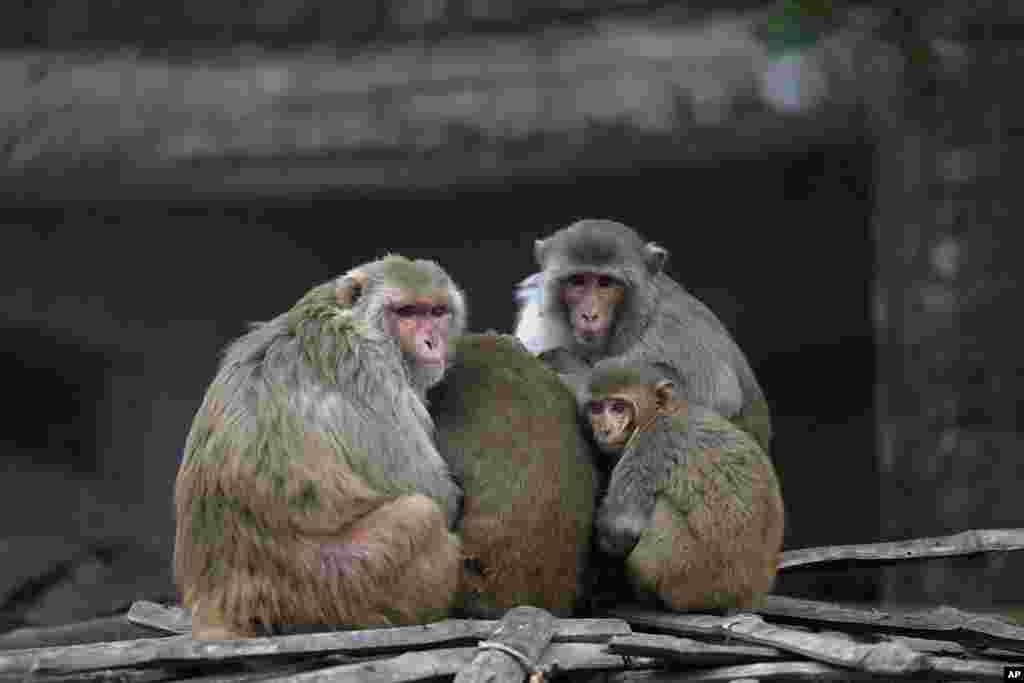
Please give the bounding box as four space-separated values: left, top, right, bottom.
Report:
760 0 834 56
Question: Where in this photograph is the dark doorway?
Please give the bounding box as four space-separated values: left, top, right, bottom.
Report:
3 326 109 475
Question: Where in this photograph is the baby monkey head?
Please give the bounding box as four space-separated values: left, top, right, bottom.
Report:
582 359 676 456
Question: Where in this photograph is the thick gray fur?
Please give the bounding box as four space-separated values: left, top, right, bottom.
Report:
514 219 765 424
207 256 465 526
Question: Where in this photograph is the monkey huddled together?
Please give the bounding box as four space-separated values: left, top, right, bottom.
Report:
174 220 784 639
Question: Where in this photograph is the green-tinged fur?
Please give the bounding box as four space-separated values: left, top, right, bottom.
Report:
379 255 434 294
731 397 773 456
430 333 598 616
285 285 364 387
190 494 272 546
588 360 666 398
175 257 465 637
619 404 784 611
663 412 763 517
444 335 590 516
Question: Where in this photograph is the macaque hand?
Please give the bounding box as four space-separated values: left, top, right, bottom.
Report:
596 507 646 558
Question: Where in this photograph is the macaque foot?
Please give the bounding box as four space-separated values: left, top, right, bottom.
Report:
190 601 249 641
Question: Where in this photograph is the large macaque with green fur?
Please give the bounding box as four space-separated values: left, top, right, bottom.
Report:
174 255 465 639
429 333 598 617
582 359 784 611
515 219 771 454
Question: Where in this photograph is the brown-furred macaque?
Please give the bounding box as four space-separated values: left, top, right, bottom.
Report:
582 359 784 611
514 219 771 454
428 333 598 617
174 254 466 640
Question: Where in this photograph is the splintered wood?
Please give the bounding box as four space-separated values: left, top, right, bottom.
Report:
0 526 1022 682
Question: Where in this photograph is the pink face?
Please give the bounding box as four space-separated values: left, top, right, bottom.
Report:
388 299 452 371
585 396 635 454
562 272 626 349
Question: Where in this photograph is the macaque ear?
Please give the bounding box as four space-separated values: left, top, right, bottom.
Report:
335 270 369 308
534 238 550 267
644 243 669 276
654 379 675 410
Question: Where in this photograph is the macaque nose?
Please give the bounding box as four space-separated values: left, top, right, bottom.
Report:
425 338 435 350
582 312 599 323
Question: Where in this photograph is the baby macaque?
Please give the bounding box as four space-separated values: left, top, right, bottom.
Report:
582 358 784 610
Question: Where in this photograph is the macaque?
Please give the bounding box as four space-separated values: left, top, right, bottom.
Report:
582 359 784 611
428 333 598 617
514 219 771 454
174 255 466 639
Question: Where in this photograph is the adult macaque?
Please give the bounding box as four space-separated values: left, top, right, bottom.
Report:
582 359 784 610
174 255 465 639
429 333 598 617
515 219 771 453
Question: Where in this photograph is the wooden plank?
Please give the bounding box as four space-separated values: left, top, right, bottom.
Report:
126 602 191 635
926 655 1008 680
272 643 657 683
124 602 629 643
538 643 657 673
606 608 1016 679
755 595 1024 650
0 667 176 683
0 615 631 676
778 528 1024 570
273 648 475 683
0 615 169 651
606 633 786 666
454 606 555 683
708 613 929 676
609 661 873 681
0 623 480 676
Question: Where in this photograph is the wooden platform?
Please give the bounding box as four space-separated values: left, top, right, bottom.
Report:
1 528 1022 681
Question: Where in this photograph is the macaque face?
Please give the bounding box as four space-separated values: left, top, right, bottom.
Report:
561 272 626 352
586 395 635 456
388 295 453 387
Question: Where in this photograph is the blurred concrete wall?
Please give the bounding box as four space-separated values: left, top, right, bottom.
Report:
872 4 1024 607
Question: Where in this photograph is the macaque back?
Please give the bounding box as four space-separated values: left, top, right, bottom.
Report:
429 333 598 616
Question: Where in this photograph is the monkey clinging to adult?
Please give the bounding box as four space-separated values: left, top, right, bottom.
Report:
581 359 784 611
429 333 598 617
174 255 466 640
514 219 771 454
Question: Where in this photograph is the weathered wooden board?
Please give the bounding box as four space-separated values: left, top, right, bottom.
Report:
455 606 555 683
0 614 632 676
779 528 1024 570
756 594 1024 651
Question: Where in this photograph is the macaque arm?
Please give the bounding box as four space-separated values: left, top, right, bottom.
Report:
601 416 681 524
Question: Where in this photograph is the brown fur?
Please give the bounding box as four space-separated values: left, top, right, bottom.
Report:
429 333 598 617
626 446 784 610
175 256 465 639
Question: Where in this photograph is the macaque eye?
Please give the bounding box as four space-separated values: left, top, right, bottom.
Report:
610 400 628 415
567 274 586 287
393 305 417 318
430 304 449 317
586 401 603 415
597 275 615 288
